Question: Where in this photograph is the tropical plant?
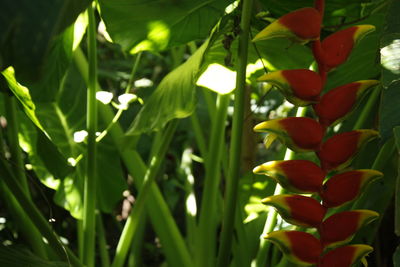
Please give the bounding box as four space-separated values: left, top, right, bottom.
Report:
0 0 398 266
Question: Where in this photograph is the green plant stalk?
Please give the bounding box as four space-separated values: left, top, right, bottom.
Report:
74 47 192 267
253 107 305 267
127 213 147 267
353 86 381 130
197 94 230 267
0 127 47 258
217 0 254 265
112 120 178 267
96 213 110 267
3 95 30 195
190 111 207 161
82 4 98 267
0 157 83 266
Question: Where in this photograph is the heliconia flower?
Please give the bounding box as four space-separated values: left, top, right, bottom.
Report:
321 25 375 71
257 69 323 106
314 80 379 127
253 160 325 193
265 230 322 265
319 244 373 267
319 210 379 248
320 169 383 208
254 117 324 152
317 130 379 171
252 7 321 44
262 194 326 227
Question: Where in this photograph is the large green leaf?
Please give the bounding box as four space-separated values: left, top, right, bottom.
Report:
0 245 68 267
98 0 230 52
394 244 400 267
126 40 210 135
0 0 91 83
379 0 400 142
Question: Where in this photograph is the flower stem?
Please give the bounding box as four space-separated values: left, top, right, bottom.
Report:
82 4 98 267
216 0 254 265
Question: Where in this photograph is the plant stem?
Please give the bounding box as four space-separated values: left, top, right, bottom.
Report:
197 94 230 267
82 4 98 267
353 86 381 130
74 47 193 267
253 107 306 267
0 156 83 266
97 212 111 267
3 95 30 195
217 0 254 265
111 120 178 267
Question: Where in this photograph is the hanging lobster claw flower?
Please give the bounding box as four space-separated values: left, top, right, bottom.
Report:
253 160 325 193
319 244 373 267
317 130 379 171
321 25 375 71
265 230 322 265
320 169 382 208
257 69 323 106
319 210 379 248
262 194 326 227
252 7 321 44
254 117 324 152
314 80 379 127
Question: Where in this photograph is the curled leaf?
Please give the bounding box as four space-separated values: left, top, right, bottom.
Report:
254 117 324 152
314 80 379 127
321 25 375 71
319 245 373 267
317 130 379 171
319 210 379 248
253 8 321 44
258 69 322 106
262 194 326 227
320 169 383 208
253 160 325 193
265 230 322 265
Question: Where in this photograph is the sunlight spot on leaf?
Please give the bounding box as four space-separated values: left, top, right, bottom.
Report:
96 91 113 104
186 193 197 217
134 78 153 88
73 130 88 143
381 39 400 74
225 0 239 14
98 20 113 44
68 157 77 167
196 63 237 94
246 58 269 77
73 12 88 50
130 20 170 54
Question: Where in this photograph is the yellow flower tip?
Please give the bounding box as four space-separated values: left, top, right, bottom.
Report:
252 161 278 174
356 129 379 146
356 80 380 96
354 25 376 42
253 120 280 132
356 209 379 226
252 21 288 42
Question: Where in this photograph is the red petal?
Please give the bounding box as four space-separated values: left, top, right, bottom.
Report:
314 80 379 127
253 160 325 193
282 69 322 102
262 194 326 228
319 245 373 267
279 8 321 41
320 169 382 207
279 117 325 151
317 130 378 171
266 230 322 265
321 25 375 70
319 210 379 248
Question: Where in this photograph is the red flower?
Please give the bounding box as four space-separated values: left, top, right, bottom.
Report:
254 117 324 152
258 69 322 106
320 169 383 207
252 7 321 44
319 244 373 267
253 160 325 193
314 80 379 127
319 210 379 248
265 230 322 265
262 194 326 227
318 130 379 171
321 25 375 71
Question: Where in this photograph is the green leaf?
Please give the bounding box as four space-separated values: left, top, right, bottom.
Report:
126 40 210 135
379 0 400 142
98 0 230 52
0 245 68 267
394 126 400 237
0 0 91 83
